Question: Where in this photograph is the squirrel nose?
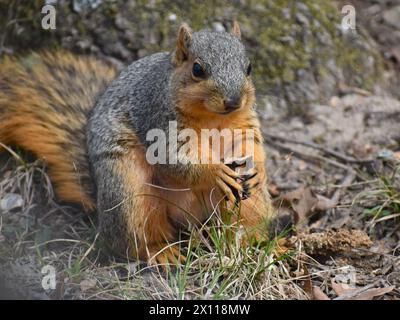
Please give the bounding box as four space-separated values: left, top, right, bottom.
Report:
223 97 241 111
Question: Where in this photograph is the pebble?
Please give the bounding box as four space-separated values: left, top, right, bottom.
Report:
0 193 24 211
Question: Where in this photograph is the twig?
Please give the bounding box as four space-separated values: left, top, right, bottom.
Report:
330 170 357 204
265 138 353 172
263 131 374 165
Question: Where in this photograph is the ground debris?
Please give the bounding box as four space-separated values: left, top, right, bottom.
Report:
287 229 373 256
333 283 395 300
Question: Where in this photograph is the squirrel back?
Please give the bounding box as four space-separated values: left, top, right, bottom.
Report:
0 51 117 210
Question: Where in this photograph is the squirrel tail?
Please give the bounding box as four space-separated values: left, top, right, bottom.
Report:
0 51 117 211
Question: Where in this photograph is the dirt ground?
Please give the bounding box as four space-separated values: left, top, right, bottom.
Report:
0 1 399 299
264 92 400 298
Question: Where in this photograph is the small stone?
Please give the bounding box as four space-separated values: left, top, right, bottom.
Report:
168 13 177 22
80 279 96 292
212 22 225 33
377 149 394 159
0 193 24 211
329 96 342 108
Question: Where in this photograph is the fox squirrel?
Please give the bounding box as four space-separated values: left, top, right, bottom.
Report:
0 23 276 264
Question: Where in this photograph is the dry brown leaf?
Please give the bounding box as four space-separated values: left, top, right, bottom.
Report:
353 286 395 300
301 266 313 300
334 285 395 300
282 187 317 224
313 286 330 300
331 279 357 296
268 183 280 197
281 187 336 224
315 194 337 211
274 238 291 256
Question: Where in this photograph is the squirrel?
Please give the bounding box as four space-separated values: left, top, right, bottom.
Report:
0 22 276 264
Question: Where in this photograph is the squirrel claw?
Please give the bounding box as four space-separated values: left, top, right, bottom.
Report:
216 164 243 205
148 245 186 269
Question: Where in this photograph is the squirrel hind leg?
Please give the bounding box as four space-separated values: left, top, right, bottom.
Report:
103 149 186 266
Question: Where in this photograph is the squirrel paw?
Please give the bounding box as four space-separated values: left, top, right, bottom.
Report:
215 164 244 205
147 244 186 268
241 167 260 200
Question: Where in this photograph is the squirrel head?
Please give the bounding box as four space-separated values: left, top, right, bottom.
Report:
171 22 255 117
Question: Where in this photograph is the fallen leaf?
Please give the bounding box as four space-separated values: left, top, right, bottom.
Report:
354 286 395 300
281 187 336 225
331 279 357 296
268 183 280 197
315 194 337 211
301 266 313 300
282 187 317 224
274 237 291 256
334 285 395 300
313 286 330 300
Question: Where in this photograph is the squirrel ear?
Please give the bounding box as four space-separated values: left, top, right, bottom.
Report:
231 21 241 39
174 23 192 65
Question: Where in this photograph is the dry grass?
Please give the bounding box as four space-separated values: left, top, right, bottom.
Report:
1 151 398 299
0 151 312 300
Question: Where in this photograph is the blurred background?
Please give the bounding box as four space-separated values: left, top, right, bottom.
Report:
0 0 399 112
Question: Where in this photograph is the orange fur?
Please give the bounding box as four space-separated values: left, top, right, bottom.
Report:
0 51 117 210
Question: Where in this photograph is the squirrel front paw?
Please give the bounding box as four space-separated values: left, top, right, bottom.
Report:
241 167 260 200
215 164 244 205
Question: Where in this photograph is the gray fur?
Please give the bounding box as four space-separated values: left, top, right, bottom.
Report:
189 31 249 101
86 29 250 252
87 30 249 154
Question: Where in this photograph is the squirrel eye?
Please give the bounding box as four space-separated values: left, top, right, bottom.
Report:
246 63 252 76
192 62 205 78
